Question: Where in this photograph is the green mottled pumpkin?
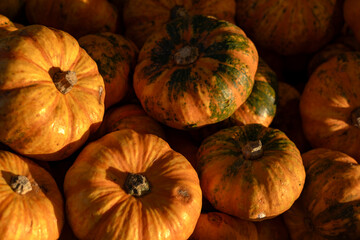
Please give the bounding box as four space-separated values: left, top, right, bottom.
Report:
228 58 278 127
283 148 360 240
197 124 305 221
134 15 258 130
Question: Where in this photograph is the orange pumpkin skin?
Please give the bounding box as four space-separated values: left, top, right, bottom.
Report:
197 124 305 221
236 0 343 56
300 52 360 161
123 0 236 48
255 216 290 240
96 103 166 139
78 33 138 109
0 25 105 161
0 150 64 239
189 212 258 240
134 15 258 130
344 0 360 43
25 0 118 38
64 129 202 240
283 148 360 240
0 14 19 37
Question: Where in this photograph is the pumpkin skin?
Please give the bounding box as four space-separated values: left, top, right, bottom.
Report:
64 129 202 240
255 216 290 240
189 212 258 240
236 0 344 56
123 0 236 48
78 32 138 109
344 0 360 43
0 0 25 19
134 15 258 130
227 58 278 127
0 25 105 161
25 0 118 38
300 52 360 161
283 148 360 239
0 14 19 37
197 124 305 221
0 150 64 239
96 103 166 139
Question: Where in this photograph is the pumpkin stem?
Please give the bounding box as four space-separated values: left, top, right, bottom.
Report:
10 175 32 195
174 45 199 65
350 107 360 128
170 5 189 20
242 140 263 160
124 173 151 197
53 70 77 94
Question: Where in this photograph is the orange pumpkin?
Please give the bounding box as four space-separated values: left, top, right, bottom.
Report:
255 216 290 240
64 129 202 240
0 150 64 239
197 124 305 221
0 25 105 161
0 14 19 37
283 148 360 239
78 32 138 109
344 0 360 43
123 0 236 48
300 52 360 161
0 0 25 19
189 212 258 240
96 103 166 139
236 0 344 55
25 0 118 38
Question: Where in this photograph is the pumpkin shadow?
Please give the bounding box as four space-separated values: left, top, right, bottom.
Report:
105 166 128 189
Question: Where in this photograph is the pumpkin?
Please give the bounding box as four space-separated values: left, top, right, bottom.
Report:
25 0 118 38
134 15 258 130
344 0 360 43
123 0 236 48
236 0 344 55
96 103 166 139
255 216 290 240
64 129 202 240
78 32 138 109
283 148 360 239
0 150 64 239
227 58 278 127
0 0 25 19
0 14 19 37
0 25 105 161
189 212 258 240
300 52 360 161
271 81 310 153
197 124 305 221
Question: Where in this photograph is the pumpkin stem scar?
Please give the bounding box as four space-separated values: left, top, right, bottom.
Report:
242 140 263 160
350 107 360 128
174 45 199 65
170 5 189 20
53 70 78 94
124 173 151 197
10 175 33 194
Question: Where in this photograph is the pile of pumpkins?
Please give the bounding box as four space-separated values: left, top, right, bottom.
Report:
1 0 360 239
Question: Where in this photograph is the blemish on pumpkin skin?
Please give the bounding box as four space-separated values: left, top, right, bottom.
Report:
177 188 191 203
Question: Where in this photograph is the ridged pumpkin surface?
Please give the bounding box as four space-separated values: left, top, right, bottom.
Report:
197 124 305 221
300 52 360 161
134 15 258 129
283 148 360 240
64 129 202 240
78 32 138 109
236 0 343 55
124 0 236 48
0 150 64 239
0 25 105 161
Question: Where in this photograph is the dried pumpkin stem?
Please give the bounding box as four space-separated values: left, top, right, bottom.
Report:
242 140 263 160
174 45 199 65
10 175 32 195
124 173 151 197
53 70 77 94
350 107 360 128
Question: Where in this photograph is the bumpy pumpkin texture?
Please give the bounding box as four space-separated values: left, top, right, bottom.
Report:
124 0 236 48
197 124 305 221
0 25 105 161
0 150 64 240
283 148 360 240
134 15 258 129
64 129 202 240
